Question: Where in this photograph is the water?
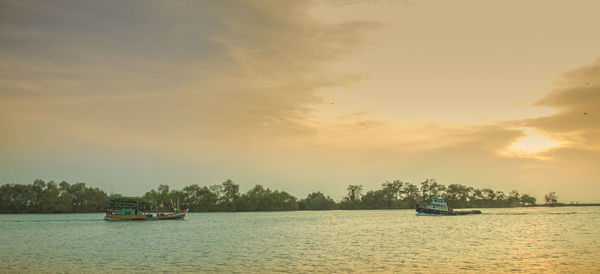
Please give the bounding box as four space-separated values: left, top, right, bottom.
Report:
1 207 599 273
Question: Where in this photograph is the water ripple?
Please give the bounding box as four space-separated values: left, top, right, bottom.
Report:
0 207 599 272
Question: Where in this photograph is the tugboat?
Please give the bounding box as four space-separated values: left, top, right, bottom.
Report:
416 196 481 216
104 197 188 221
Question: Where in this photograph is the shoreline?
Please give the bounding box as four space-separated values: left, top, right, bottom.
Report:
1 204 599 214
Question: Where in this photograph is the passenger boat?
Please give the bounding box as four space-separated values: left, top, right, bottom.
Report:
416 196 481 216
104 197 188 221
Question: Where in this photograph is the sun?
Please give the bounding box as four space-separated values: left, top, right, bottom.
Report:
503 127 562 160
510 135 559 153
500 127 562 160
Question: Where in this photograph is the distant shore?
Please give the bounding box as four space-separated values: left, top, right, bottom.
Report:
1 179 591 213
1 204 599 214
526 203 600 207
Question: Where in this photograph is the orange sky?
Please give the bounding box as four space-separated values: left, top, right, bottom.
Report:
1 0 599 202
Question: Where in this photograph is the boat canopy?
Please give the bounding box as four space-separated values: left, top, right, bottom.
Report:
105 197 154 210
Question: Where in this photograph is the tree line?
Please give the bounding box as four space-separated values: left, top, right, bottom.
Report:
338 179 538 210
1 178 552 213
0 179 107 213
139 179 299 212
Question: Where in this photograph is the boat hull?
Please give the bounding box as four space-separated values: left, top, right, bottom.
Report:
104 210 187 221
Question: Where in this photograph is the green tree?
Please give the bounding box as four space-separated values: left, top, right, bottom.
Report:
347 185 363 201
520 194 536 206
30 179 46 212
507 190 521 207
143 189 159 206
361 190 384 209
267 190 298 211
240 184 267 211
157 184 170 207
218 179 240 211
380 180 403 209
469 188 484 208
39 181 61 213
183 184 219 212
339 184 363 209
544 191 559 206
238 185 299 211
299 192 337 210
482 188 496 207
444 184 473 208
420 179 446 202
0 184 11 213
495 191 506 207
401 183 420 208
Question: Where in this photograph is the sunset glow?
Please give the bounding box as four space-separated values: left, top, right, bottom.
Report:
506 127 561 156
510 135 559 153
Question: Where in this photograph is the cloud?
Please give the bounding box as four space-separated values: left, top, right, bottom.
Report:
0 0 379 153
521 58 600 151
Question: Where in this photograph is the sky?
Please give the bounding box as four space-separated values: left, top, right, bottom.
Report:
1 0 599 202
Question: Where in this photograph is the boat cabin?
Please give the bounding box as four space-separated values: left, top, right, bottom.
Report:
104 196 187 221
105 197 153 216
425 196 449 211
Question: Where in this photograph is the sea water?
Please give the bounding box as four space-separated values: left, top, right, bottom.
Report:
0 206 599 272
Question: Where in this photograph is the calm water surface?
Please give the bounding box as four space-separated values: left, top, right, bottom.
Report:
1 207 599 273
